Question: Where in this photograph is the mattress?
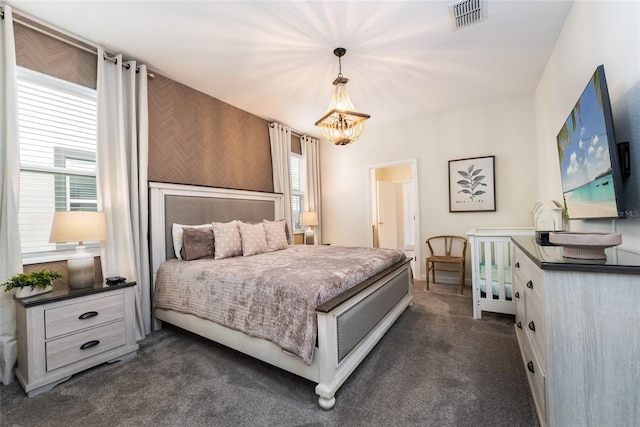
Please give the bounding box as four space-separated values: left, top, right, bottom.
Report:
479 262 512 299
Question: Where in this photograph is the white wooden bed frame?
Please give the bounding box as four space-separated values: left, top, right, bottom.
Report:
149 182 413 409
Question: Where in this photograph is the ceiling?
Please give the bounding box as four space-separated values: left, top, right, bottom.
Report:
6 0 573 138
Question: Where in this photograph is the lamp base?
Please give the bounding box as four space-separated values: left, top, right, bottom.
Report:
67 246 95 289
304 228 315 245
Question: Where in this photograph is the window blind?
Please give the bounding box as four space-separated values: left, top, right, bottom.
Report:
290 153 304 231
17 67 98 254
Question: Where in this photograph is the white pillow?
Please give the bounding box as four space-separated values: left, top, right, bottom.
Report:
172 223 212 260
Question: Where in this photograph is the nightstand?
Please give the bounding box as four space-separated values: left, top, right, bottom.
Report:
14 281 139 397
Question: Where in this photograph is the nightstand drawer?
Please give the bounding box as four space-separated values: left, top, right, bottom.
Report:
45 294 124 339
46 320 126 371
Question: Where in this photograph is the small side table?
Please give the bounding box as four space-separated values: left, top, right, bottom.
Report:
14 281 139 397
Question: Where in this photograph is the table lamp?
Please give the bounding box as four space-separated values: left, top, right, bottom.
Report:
49 211 107 289
300 212 318 245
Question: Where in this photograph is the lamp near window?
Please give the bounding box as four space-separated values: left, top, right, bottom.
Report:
300 212 318 245
49 211 107 289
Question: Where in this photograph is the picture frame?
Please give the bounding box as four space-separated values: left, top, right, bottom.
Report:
448 155 496 212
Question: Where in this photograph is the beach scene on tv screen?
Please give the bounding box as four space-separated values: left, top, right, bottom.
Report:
557 69 618 219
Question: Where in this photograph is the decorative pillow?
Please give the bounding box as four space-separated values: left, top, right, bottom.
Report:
263 219 288 251
238 221 269 256
172 223 212 259
212 220 243 260
180 227 214 261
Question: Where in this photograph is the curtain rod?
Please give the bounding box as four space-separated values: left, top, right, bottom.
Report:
269 123 305 138
103 54 155 79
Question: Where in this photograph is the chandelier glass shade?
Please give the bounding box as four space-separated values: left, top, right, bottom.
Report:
315 48 370 146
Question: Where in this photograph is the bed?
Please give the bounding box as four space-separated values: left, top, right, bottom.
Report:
149 182 413 410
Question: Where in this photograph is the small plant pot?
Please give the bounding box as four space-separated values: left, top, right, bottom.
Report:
15 284 54 299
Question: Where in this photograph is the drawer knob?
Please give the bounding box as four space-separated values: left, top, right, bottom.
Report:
528 321 536 332
526 280 533 290
527 361 535 374
514 291 520 299
517 321 522 329
79 311 99 320
80 340 100 350
515 262 520 268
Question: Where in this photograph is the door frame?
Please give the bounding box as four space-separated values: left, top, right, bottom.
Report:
366 158 420 279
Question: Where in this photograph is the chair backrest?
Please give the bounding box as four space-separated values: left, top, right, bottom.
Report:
426 235 468 258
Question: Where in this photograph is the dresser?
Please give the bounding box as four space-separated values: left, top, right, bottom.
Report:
14 281 139 397
512 237 640 427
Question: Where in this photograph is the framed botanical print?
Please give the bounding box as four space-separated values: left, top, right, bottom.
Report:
448 155 496 212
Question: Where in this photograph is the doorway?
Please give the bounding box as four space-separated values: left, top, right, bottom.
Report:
367 159 420 279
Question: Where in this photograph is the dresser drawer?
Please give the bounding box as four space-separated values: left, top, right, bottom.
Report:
514 281 526 331
45 320 126 371
513 248 545 310
45 294 124 339
521 332 547 425
525 297 546 365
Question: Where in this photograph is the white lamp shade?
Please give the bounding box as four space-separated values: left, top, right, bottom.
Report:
49 211 107 243
300 212 319 227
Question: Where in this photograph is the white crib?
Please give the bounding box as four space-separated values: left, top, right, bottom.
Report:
466 227 535 319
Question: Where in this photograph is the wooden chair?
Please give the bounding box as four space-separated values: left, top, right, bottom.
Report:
425 235 468 294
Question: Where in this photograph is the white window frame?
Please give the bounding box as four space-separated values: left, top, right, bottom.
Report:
17 67 99 264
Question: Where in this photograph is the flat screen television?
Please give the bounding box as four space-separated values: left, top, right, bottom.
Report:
556 65 625 220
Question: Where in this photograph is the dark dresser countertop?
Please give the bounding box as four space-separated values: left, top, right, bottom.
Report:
15 281 137 307
512 237 640 275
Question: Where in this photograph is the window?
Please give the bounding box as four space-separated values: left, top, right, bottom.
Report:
290 153 305 231
17 67 98 255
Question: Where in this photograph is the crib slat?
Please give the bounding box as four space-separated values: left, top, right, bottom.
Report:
496 241 505 300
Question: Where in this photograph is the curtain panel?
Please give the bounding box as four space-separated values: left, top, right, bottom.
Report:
0 4 22 385
268 123 293 241
301 135 322 245
97 49 151 338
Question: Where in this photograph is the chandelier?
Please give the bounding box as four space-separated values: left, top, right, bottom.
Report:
315 47 370 145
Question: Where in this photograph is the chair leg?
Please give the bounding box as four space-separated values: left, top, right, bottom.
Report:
459 263 464 295
426 261 430 290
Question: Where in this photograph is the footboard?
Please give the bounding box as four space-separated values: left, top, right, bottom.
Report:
314 259 412 409
467 228 534 319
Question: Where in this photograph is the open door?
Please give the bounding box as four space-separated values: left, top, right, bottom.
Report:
368 160 420 279
376 180 399 249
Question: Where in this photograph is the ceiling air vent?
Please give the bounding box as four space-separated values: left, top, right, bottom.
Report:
449 0 485 30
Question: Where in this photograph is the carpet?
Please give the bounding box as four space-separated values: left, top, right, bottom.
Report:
0 281 538 427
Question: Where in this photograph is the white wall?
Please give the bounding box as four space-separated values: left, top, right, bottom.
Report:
535 1 640 252
321 95 538 279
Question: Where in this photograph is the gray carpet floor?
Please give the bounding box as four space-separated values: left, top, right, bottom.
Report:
1 281 538 427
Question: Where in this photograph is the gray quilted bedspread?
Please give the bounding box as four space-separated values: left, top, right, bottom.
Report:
153 245 406 365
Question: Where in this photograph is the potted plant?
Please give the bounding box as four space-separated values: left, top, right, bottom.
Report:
2 269 62 298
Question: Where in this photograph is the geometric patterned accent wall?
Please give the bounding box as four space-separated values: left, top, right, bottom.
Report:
148 73 274 193
14 21 97 89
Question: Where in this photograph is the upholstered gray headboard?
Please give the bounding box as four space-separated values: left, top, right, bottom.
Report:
163 194 276 260
149 182 285 279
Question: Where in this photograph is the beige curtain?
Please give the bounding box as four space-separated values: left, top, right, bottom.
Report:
0 4 22 385
268 123 293 241
301 135 322 244
97 49 151 338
